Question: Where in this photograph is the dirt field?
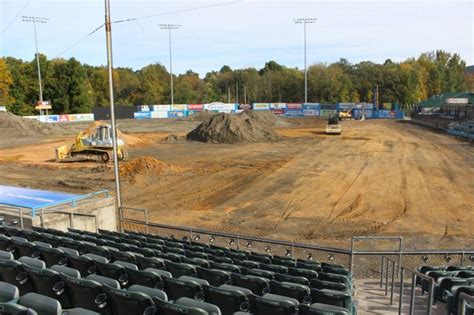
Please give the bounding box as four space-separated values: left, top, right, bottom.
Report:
1 117 473 250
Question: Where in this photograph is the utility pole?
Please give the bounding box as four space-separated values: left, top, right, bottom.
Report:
159 24 181 106
22 16 48 105
227 86 230 103
236 82 239 104
104 0 122 227
244 85 247 105
293 18 316 103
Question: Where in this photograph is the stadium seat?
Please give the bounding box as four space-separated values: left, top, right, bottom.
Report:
244 268 274 279
17 257 45 269
239 260 260 269
86 274 121 289
446 285 474 315
288 267 319 280
136 256 166 270
250 293 299 315
114 260 139 270
65 253 96 277
274 273 309 285
111 251 139 264
37 247 67 267
150 297 209 315
93 261 129 287
175 297 221 314
145 268 173 279
269 280 311 303
61 274 112 314
18 292 62 315
272 258 296 268
310 288 353 310
0 281 19 302
126 268 163 289
310 278 349 292
230 273 270 295
84 253 109 263
162 276 203 300
165 261 197 278
50 264 80 278
11 238 40 259
127 284 168 301
0 259 33 294
102 285 154 315
435 277 471 302
0 302 38 315
260 263 289 274
299 303 350 315
318 273 350 286
0 250 14 260
196 267 231 286
209 262 241 273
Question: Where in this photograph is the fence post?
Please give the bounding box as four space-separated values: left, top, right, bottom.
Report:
409 273 416 315
398 237 403 278
94 215 98 233
40 208 45 228
349 237 355 273
18 208 24 229
144 209 149 234
380 256 385 288
385 259 390 296
69 213 74 229
390 259 396 305
119 207 124 233
427 279 434 315
398 267 405 315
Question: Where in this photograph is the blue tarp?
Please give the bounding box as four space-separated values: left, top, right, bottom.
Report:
0 185 78 210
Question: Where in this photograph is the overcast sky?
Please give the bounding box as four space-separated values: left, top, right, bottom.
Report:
1 0 473 76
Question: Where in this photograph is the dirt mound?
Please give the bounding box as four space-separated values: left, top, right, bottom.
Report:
0 112 67 137
160 133 185 143
186 112 281 143
245 110 291 127
119 156 169 179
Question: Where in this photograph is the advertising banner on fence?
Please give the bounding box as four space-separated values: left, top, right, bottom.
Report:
287 103 302 109
150 111 168 119
134 112 151 119
252 103 270 110
75 114 94 121
59 115 69 122
187 104 203 111
284 109 304 117
270 103 287 109
38 115 59 123
0 106 6 112
302 103 320 110
167 110 188 118
205 102 236 113
138 105 150 112
152 105 171 111
271 109 285 115
303 109 320 116
376 110 397 119
171 104 187 111
239 104 251 110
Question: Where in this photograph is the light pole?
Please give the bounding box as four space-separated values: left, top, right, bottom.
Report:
293 17 316 103
104 0 122 227
22 16 48 104
159 24 181 106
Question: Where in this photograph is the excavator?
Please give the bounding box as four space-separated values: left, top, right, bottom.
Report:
55 123 128 163
325 115 342 135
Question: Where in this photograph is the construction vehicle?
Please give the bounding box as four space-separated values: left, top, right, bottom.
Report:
55 123 128 163
325 115 341 135
338 109 352 120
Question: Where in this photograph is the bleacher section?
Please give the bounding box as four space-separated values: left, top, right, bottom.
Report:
0 225 356 315
416 265 474 314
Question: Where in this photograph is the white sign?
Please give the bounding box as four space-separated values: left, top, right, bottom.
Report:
171 104 187 111
270 103 287 109
253 103 270 110
0 106 6 112
204 102 236 113
152 105 171 111
139 105 150 112
150 111 168 119
446 98 468 104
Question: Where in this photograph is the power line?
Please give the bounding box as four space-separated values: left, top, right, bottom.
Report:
0 0 32 35
54 1 236 58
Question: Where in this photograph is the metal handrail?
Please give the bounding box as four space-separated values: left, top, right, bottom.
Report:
458 292 474 315
398 267 436 315
380 256 397 305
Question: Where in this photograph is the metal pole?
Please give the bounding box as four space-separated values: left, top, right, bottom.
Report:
236 82 238 104
304 20 307 103
244 85 247 104
385 260 389 296
227 86 230 103
18 208 24 229
391 260 396 304
409 273 416 315
398 267 405 315
380 256 385 288
104 0 122 215
350 236 355 274
169 28 174 106
33 19 43 103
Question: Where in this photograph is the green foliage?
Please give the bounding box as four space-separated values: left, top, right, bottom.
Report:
2 50 469 115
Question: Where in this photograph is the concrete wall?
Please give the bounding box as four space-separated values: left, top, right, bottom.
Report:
30 196 117 232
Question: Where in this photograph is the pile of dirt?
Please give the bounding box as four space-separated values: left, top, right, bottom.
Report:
245 110 291 127
119 156 169 179
0 112 67 137
186 112 282 143
160 134 186 143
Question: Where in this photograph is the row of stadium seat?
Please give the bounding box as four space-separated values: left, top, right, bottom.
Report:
417 265 474 314
0 225 357 314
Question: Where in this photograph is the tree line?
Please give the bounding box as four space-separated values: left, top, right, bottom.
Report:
0 50 472 115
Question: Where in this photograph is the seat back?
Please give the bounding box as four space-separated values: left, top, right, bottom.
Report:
0 281 19 302
165 261 197 278
126 268 162 289
203 285 248 314
66 254 96 277
37 247 66 268
0 302 38 315
252 293 298 315
103 285 154 315
0 260 33 295
136 256 166 270
18 292 62 315
231 274 269 295
23 266 72 308
94 261 128 287
310 278 348 292
196 267 230 286
162 277 202 300
269 280 311 303
62 274 111 314
152 298 209 315
310 288 352 309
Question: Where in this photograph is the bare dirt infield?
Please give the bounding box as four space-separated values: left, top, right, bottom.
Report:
0 118 472 250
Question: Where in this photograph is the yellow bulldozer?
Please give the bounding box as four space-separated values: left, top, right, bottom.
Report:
55 123 128 163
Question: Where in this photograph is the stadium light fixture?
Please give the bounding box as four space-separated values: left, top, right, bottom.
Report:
158 24 182 107
293 17 316 103
265 246 271 253
103 0 122 223
22 16 49 104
